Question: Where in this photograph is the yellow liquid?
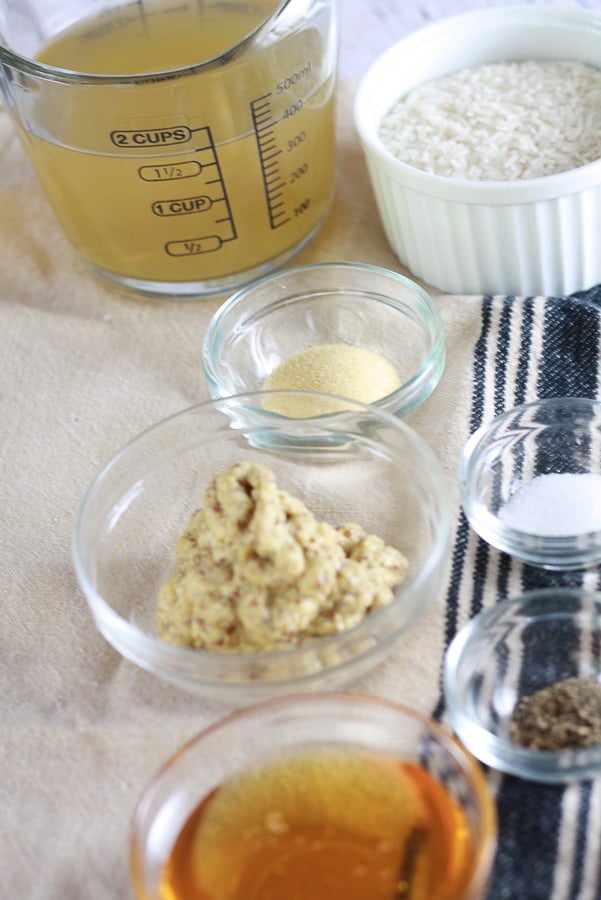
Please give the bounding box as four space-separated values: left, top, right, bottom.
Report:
152 752 478 900
18 2 335 291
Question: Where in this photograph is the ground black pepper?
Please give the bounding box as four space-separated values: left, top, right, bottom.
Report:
510 677 601 751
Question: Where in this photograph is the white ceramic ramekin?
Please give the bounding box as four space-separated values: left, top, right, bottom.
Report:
354 6 601 297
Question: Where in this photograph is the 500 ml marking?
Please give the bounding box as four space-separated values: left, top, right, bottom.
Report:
251 62 312 229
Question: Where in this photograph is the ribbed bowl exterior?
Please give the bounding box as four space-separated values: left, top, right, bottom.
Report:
365 159 601 296
355 6 601 297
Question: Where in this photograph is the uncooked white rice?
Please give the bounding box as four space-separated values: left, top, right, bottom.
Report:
379 60 601 181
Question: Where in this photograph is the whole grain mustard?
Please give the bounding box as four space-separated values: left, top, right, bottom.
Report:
157 461 408 652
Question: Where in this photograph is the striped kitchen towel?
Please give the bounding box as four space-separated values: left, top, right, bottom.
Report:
435 286 601 900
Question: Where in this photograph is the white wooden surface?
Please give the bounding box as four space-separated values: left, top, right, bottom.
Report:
339 0 601 78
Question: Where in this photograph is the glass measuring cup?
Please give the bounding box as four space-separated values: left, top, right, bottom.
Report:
0 0 337 298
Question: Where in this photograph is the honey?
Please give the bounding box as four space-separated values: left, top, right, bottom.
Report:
157 750 476 899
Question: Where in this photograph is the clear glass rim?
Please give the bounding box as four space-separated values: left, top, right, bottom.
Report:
130 690 498 890
444 589 601 782
201 261 446 417
0 0 292 84
72 390 451 685
458 396 601 568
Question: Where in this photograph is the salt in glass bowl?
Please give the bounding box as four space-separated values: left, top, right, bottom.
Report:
354 6 601 297
130 692 497 899
444 589 601 783
459 397 601 570
72 391 451 702
201 262 445 419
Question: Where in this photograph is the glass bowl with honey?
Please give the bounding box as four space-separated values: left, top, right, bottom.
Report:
444 589 601 783
73 391 451 702
201 262 445 420
130 692 497 900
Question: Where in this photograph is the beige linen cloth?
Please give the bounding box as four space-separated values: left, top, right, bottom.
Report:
0 83 525 898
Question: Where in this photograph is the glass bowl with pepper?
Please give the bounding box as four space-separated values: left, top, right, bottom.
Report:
201 262 445 420
444 589 601 783
73 391 451 702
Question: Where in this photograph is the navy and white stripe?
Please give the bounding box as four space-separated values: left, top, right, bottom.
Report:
435 285 601 900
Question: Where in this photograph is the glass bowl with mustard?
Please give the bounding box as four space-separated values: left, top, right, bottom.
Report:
444 588 601 783
73 391 451 702
201 262 445 419
130 692 497 900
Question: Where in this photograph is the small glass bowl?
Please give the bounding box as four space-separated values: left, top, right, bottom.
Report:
130 692 497 899
72 392 451 702
459 397 601 570
444 589 601 783
201 262 445 419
